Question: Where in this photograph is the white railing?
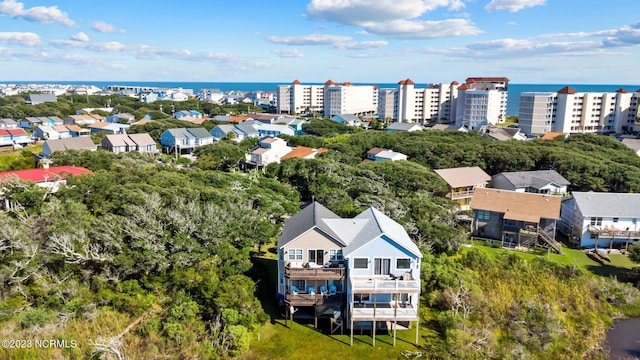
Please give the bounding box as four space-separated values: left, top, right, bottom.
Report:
351 279 420 292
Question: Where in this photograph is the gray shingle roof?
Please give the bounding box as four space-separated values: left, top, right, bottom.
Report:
277 202 343 247
495 170 570 188
571 192 640 218
342 207 421 258
186 127 212 139
278 202 422 259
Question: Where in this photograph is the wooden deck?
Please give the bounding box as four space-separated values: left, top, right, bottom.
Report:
285 266 345 280
285 293 343 307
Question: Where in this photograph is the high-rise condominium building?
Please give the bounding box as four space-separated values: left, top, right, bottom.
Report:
519 86 640 135
454 77 509 130
378 79 458 124
276 80 377 117
322 80 378 117
276 80 324 115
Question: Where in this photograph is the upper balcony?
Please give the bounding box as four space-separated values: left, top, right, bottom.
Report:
350 276 420 294
285 262 345 280
588 225 640 239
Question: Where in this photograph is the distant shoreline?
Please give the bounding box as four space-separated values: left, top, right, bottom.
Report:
3 81 639 116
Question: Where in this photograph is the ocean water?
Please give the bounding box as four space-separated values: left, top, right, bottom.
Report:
4 81 640 116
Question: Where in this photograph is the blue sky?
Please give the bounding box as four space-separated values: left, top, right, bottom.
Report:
1 0 639 84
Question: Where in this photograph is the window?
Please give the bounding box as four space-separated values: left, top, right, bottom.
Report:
590 233 597 239
613 218 619 223
374 258 391 275
356 293 370 303
279 273 284 285
291 280 305 292
590 217 603 226
354 258 368 269
308 249 324 265
278 249 283 261
288 248 303 261
396 258 411 270
329 249 343 261
477 210 490 221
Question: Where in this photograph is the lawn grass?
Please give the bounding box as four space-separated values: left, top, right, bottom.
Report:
245 256 431 360
246 243 639 359
466 242 638 281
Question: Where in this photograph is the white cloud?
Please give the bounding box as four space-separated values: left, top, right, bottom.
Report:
335 40 388 49
267 34 352 46
267 33 389 50
0 31 42 47
70 32 89 42
366 19 481 39
272 48 305 58
92 21 125 33
0 0 75 26
308 0 464 26
484 0 546 13
306 0 480 39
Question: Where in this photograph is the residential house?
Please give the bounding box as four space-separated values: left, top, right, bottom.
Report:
28 93 57 105
0 118 18 129
247 113 281 124
64 125 90 137
540 132 568 140
33 125 60 140
52 125 73 139
18 117 43 129
470 188 562 252
106 113 136 124
490 170 570 195
373 150 408 162
331 114 361 127
42 137 97 157
246 137 292 168
160 127 212 154
621 138 640 156
478 125 527 141
434 166 491 210
139 92 158 103
559 192 640 249
127 133 158 154
427 124 469 132
210 125 239 141
386 122 424 132
281 146 328 160
88 122 129 135
257 124 295 137
0 129 30 147
101 133 157 154
277 202 421 346
0 165 92 193
173 110 203 120
64 114 103 126
187 127 214 146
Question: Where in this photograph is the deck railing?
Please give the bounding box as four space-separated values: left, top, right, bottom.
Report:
351 278 420 293
285 266 345 279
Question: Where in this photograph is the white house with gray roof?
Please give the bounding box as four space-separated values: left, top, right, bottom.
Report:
560 192 640 248
277 202 421 346
490 170 570 195
386 122 424 132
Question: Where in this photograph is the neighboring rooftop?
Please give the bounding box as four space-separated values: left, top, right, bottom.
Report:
434 166 491 188
571 192 640 218
0 166 92 183
493 170 570 189
470 188 562 223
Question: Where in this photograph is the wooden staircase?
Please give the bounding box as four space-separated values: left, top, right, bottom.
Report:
537 226 563 254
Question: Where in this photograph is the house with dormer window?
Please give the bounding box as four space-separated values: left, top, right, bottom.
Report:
277 202 421 346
